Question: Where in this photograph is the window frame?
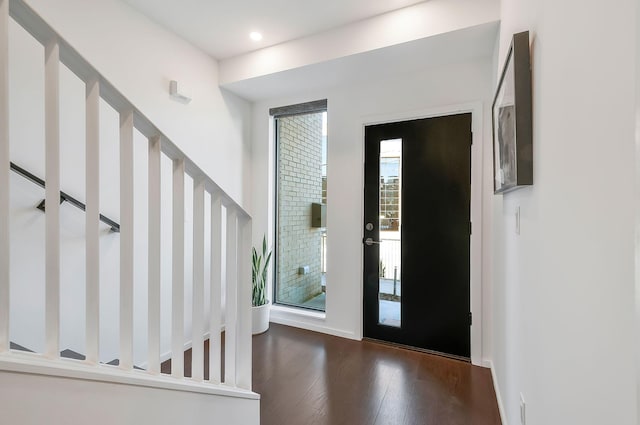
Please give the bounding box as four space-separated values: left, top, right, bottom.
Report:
272 100 328 312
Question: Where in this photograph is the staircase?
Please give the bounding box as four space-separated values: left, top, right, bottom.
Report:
0 0 258 424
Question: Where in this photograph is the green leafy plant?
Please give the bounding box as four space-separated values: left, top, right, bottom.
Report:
252 235 272 307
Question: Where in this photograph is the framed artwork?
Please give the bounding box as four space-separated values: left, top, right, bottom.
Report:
493 31 533 194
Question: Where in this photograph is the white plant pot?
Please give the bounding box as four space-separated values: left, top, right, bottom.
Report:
252 301 271 335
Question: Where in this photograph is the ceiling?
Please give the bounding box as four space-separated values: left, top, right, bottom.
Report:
120 0 430 59
221 22 498 101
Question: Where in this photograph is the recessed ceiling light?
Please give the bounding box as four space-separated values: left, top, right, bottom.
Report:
249 31 263 41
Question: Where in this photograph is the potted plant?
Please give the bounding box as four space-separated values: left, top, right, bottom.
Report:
252 235 272 335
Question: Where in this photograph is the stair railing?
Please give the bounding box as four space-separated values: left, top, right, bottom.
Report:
0 0 254 396
10 161 121 232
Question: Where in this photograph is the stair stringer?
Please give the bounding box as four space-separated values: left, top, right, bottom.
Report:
0 355 259 425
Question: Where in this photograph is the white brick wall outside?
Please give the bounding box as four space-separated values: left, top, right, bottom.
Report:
276 113 324 305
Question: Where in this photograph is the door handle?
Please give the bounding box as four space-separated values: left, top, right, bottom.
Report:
363 237 382 246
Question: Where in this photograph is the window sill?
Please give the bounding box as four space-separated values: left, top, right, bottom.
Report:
270 304 326 321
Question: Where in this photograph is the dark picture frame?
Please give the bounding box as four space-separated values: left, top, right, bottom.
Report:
492 31 533 194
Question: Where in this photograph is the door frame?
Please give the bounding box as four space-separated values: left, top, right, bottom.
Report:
357 102 484 366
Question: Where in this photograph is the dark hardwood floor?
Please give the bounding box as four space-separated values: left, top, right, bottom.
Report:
161 323 501 424
253 323 501 425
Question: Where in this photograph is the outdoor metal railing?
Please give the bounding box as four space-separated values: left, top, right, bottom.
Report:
379 234 401 281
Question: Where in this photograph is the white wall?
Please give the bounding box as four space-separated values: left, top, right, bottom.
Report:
251 57 494 348
636 0 640 420
491 0 638 424
23 0 252 208
8 0 247 364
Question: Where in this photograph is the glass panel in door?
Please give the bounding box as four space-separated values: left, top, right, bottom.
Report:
378 139 401 327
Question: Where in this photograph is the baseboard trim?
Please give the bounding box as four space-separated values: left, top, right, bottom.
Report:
487 360 508 425
269 311 357 340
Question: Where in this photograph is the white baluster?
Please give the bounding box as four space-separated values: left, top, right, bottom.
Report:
119 109 134 370
191 177 205 381
1 0 258 393
85 77 100 364
148 135 161 374
0 0 9 353
44 38 60 359
224 208 238 386
236 215 252 390
208 193 222 384
171 159 185 378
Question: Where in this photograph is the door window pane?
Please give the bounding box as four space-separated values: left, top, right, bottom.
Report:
378 139 401 327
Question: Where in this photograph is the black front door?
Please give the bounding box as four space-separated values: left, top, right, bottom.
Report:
363 113 472 359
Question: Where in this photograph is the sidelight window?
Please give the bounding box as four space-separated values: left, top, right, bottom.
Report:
272 101 328 311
